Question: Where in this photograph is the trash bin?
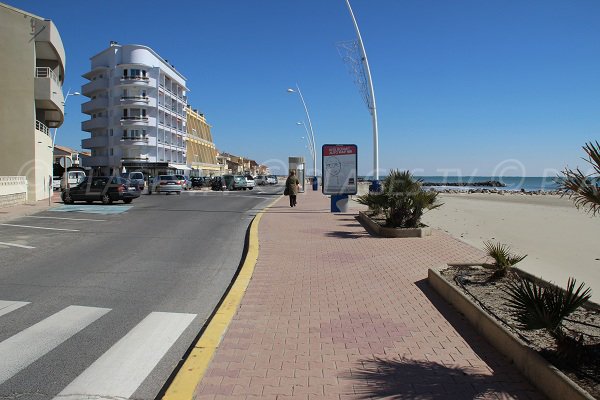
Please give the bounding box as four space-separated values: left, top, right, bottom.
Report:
312 176 318 191
331 194 349 213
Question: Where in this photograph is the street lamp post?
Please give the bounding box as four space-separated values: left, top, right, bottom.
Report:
50 89 80 204
297 121 315 174
344 0 380 192
287 84 318 190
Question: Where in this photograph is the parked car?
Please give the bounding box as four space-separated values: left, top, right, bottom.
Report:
267 175 278 185
244 175 255 190
210 176 226 191
191 177 204 189
255 175 268 185
61 176 140 205
175 174 192 190
148 175 183 195
221 174 248 190
121 171 145 191
52 176 61 191
60 170 86 190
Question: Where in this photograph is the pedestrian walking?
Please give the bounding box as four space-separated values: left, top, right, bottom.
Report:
285 170 299 207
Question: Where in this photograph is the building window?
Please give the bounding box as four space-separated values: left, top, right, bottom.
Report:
110 148 113 156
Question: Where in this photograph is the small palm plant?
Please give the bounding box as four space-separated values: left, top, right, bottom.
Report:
356 170 442 228
483 241 527 279
503 277 592 359
559 141 600 215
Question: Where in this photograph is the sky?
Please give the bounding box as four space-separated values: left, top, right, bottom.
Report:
9 0 600 176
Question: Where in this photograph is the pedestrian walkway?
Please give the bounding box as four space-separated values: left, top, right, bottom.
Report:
0 191 61 222
194 190 543 399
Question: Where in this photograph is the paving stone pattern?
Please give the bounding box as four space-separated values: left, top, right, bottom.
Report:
195 191 544 400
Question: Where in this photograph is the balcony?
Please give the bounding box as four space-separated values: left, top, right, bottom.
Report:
35 120 50 136
120 136 151 146
120 116 149 126
120 96 150 106
34 67 64 126
116 76 153 87
81 97 108 114
81 136 108 148
81 78 108 96
121 156 150 163
82 117 107 131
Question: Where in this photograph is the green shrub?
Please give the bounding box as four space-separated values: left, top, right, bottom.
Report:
357 170 442 228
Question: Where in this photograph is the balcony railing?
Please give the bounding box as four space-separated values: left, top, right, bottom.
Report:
35 67 60 85
121 116 149 121
120 96 149 102
121 136 149 142
121 156 149 161
35 120 50 136
120 76 149 82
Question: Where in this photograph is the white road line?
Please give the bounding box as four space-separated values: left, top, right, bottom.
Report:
0 223 79 232
23 216 106 222
54 312 196 400
0 242 35 249
0 300 30 318
0 305 110 384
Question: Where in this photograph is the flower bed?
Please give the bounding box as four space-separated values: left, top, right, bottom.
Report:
429 265 599 400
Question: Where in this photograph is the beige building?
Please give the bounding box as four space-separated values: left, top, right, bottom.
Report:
186 106 219 176
0 3 66 201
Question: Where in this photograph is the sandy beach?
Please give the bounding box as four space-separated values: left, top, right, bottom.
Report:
419 193 600 301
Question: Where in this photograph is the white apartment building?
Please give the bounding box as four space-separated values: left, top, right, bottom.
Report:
0 3 66 202
81 42 189 176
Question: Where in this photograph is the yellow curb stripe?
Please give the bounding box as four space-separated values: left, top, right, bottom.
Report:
163 197 280 400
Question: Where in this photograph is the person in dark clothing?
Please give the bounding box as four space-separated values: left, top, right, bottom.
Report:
285 170 300 207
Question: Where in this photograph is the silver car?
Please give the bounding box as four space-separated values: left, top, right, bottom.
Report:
148 175 182 195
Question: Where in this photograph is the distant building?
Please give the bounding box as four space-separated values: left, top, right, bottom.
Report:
0 3 67 201
81 42 188 176
186 106 220 176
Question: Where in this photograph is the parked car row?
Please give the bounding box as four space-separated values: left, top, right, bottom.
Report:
62 176 140 205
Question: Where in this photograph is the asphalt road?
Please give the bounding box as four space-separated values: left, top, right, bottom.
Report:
0 185 282 399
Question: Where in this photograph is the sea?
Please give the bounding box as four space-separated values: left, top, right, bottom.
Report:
358 176 562 192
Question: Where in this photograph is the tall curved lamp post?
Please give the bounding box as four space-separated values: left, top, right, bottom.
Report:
287 84 318 190
344 0 380 192
297 121 315 174
50 89 80 204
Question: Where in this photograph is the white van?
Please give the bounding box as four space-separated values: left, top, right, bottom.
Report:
60 170 86 190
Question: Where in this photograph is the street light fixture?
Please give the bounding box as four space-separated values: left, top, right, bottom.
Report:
50 88 80 204
296 121 315 167
343 0 380 192
287 84 318 190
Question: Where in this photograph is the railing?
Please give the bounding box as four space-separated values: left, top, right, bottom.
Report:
121 136 149 142
121 157 149 161
35 67 60 85
120 96 149 101
120 76 149 81
35 120 50 136
120 116 149 123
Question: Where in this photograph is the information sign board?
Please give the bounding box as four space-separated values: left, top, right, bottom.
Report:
322 144 358 195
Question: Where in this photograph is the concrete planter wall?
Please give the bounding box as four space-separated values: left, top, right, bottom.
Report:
357 211 432 238
0 176 27 208
428 266 595 400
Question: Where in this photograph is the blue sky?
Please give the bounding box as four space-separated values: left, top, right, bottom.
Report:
10 0 600 176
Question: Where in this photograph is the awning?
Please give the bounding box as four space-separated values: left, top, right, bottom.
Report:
168 163 192 171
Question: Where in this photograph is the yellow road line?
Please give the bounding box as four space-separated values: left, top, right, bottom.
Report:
163 197 280 399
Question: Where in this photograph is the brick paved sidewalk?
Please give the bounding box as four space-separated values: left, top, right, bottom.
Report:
195 190 543 399
0 191 62 222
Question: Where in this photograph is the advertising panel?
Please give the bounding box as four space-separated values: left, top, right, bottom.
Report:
322 144 358 195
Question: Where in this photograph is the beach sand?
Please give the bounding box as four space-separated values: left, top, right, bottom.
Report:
420 193 600 301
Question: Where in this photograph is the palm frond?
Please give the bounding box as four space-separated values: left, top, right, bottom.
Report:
484 241 526 268
559 141 600 215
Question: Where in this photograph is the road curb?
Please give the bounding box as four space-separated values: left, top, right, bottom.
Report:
162 196 281 400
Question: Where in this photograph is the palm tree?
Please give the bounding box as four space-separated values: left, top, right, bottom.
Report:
559 141 600 215
504 277 591 359
356 170 442 228
483 241 526 279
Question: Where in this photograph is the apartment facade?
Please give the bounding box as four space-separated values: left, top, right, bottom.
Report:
186 106 219 176
81 43 188 176
0 3 66 201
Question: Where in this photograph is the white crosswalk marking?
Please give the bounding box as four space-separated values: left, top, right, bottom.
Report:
0 300 30 318
0 305 110 384
54 311 196 400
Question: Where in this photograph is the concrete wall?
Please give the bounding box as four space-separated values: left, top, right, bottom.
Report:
0 176 28 208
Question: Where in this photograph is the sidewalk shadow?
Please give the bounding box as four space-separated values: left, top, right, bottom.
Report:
344 356 533 400
324 230 368 239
